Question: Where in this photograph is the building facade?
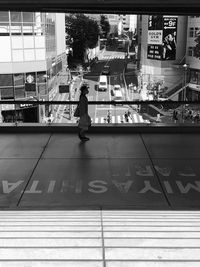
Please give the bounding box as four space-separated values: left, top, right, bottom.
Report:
137 15 188 100
0 11 66 123
186 16 200 100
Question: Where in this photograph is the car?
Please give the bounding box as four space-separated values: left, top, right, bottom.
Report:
114 84 121 92
102 65 110 75
98 75 108 91
113 88 123 105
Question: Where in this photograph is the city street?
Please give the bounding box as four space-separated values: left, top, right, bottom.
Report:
54 48 148 124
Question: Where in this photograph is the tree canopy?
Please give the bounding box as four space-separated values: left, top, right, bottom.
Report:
65 14 100 60
100 15 110 38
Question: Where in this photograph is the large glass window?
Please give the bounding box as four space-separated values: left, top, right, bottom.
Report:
1 88 14 99
0 12 9 25
0 74 13 87
14 73 24 86
0 24 10 36
37 71 46 83
10 12 22 25
22 12 34 24
14 86 25 99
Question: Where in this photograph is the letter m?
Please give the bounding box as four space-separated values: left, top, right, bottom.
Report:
176 181 200 193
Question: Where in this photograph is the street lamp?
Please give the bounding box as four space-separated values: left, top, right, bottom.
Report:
182 63 188 122
183 63 188 101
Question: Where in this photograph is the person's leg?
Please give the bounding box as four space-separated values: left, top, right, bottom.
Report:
78 128 85 139
78 128 90 141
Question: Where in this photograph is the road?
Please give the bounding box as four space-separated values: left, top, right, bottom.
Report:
53 48 148 124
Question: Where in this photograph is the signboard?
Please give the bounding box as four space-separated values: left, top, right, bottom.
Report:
147 15 177 60
59 84 70 93
147 30 163 45
1 104 15 111
162 16 177 60
25 73 36 92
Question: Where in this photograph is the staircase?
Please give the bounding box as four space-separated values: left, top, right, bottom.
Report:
0 210 200 266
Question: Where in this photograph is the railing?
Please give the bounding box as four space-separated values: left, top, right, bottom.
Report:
1 100 200 126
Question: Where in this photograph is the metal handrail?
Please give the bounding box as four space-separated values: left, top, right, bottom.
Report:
0 100 200 105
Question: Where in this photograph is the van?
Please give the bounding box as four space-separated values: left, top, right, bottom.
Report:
98 75 108 91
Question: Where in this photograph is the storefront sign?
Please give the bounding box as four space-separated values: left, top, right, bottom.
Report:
1 104 15 111
19 103 34 108
147 15 178 60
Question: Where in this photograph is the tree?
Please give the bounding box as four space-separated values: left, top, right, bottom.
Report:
194 32 200 59
100 15 110 38
65 14 100 61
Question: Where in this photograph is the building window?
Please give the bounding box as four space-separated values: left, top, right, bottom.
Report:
0 24 10 36
14 73 24 86
189 27 194 37
1 88 14 99
190 70 198 84
0 11 9 22
10 12 22 25
36 71 46 83
0 74 13 86
14 86 25 99
188 46 194 57
22 12 34 24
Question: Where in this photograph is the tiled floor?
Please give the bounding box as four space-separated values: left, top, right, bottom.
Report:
0 132 200 209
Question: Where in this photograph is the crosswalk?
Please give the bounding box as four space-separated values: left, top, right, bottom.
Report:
101 55 125 60
94 114 150 124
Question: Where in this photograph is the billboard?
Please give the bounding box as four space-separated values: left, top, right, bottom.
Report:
147 15 177 60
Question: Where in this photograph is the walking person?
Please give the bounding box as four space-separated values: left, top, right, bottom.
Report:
172 109 178 123
77 84 91 141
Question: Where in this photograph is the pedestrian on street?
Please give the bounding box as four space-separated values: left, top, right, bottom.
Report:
124 112 129 122
107 110 111 123
172 110 178 123
78 85 91 141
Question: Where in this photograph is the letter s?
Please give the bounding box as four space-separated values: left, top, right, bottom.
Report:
88 180 108 194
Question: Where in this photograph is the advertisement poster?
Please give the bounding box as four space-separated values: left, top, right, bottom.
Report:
147 15 177 60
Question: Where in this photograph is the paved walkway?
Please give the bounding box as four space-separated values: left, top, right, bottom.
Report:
0 132 200 265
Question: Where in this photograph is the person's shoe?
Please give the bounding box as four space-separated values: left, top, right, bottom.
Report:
78 133 84 140
81 136 90 141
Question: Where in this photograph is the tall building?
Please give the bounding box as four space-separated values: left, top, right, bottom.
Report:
138 15 188 100
186 16 200 100
107 14 135 34
0 11 66 123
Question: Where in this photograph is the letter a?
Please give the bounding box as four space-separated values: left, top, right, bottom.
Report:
2 180 24 194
